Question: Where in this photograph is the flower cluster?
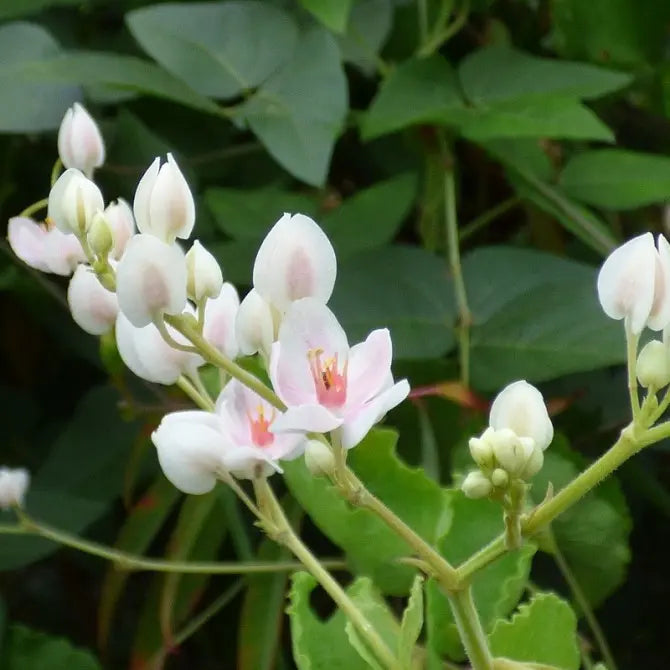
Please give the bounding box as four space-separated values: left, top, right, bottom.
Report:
7 103 410 496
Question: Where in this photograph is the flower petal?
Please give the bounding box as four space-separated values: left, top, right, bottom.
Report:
67 264 118 335
204 282 240 359
7 217 50 272
134 157 160 235
235 288 275 357
270 404 342 434
648 234 670 331
345 328 393 410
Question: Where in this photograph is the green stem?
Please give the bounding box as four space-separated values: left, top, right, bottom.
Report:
50 157 63 186
255 478 400 670
456 536 506 583
447 587 493 670
503 481 526 550
156 317 200 354
9 512 345 574
417 0 470 57
19 197 49 219
177 375 215 411
460 197 521 242
625 322 640 421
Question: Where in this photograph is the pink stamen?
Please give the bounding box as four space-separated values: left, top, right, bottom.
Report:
308 348 348 408
248 405 275 447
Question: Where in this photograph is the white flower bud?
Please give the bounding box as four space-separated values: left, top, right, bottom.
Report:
253 213 336 313
87 211 113 257
185 240 223 302
492 430 536 478
235 288 276 357
469 435 494 469
67 264 118 335
104 198 135 259
0 467 30 509
57 102 105 177
636 339 670 389
203 282 240 359
48 168 105 236
490 468 509 488
115 234 187 327
133 153 195 243
519 444 544 480
304 439 336 476
462 470 493 499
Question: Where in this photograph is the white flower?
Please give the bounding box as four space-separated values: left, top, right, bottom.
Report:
597 233 670 334
115 234 187 327
203 282 240 360
461 471 493 499
67 265 118 335
0 467 29 509
133 154 195 243
47 168 104 236
104 198 135 259
269 298 410 449
253 213 336 313
57 102 105 177
185 240 223 302
8 216 85 275
235 288 276 357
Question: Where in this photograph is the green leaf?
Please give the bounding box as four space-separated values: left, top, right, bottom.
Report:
240 27 348 185
0 598 6 654
98 477 182 649
126 1 298 99
300 0 354 33
426 493 535 661
0 22 80 132
462 247 624 390
398 575 424 669
288 572 369 670
330 245 456 360
459 46 631 104
0 0 81 20
210 239 259 285
559 149 670 210
283 428 452 594
488 593 580 670
362 55 465 140
2 624 101 670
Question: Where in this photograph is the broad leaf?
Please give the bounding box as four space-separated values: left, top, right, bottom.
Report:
488 593 580 670
241 27 348 185
126 2 298 99
299 0 353 33
0 0 80 20
283 428 452 594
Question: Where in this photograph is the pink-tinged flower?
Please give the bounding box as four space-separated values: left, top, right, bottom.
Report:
67 265 118 335
269 298 410 449
253 213 336 313
203 282 240 359
133 154 195 243
8 216 85 275
104 198 135 259
0 466 29 509
48 168 104 236
57 102 105 177
235 288 276 357
597 233 670 334
115 312 204 385
115 234 187 327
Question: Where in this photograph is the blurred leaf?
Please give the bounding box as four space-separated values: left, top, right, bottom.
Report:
330 245 456 359
488 593 580 670
0 22 80 132
240 27 347 185
0 386 138 570
300 0 354 33
288 572 369 670
98 477 182 650
283 428 452 594
1 624 101 670
398 575 424 668
463 247 624 390
0 598 6 653
426 493 535 660
0 0 82 20
126 1 298 99
559 149 670 209
210 239 258 286
337 0 393 73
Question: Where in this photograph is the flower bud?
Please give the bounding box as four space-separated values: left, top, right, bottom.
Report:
186 240 223 302
115 234 187 327
57 102 105 177
235 288 276 357
48 168 104 236
469 435 494 469
490 468 509 488
253 213 336 313
203 282 240 359
0 467 29 509
519 444 544 480
636 339 670 389
87 211 113 257
462 470 493 499
67 264 118 335
492 430 535 478
104 198 135 259
133 154 195 243
304 439 336 476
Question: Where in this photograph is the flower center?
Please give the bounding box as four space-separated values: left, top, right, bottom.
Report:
248 405 275 447
308 348 347 408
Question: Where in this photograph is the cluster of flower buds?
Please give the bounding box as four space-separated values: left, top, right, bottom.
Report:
462 381 554 499
7 102 410 496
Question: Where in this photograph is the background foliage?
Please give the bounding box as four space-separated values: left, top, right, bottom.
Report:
1 0 670 668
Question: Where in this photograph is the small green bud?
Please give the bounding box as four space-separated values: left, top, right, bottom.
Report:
636 339 670 389
469 435 494 469
490 468 509 488
88 210 113 257
304 439 336 477
461 470 493 499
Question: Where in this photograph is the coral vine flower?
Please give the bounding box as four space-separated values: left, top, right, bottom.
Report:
270 298 410 448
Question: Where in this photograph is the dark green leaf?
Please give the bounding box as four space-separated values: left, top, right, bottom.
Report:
126 1 298 99
0 0 81 20
299 0 354 33
337 0 393 73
